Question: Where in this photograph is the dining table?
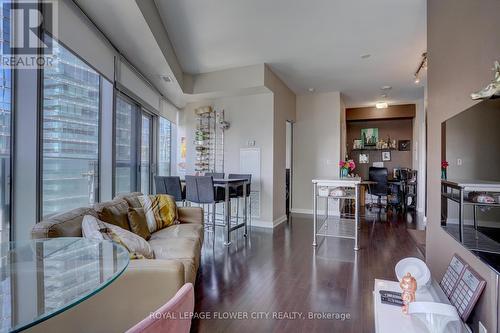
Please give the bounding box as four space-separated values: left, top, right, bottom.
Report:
181 177 249 246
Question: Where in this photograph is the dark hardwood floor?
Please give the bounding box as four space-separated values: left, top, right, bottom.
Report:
192 210 424 333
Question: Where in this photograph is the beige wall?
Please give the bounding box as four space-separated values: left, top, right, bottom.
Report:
427 1 500 331
180 94 276 226
264 66 297 222
412 98 426 213
292 91 342 213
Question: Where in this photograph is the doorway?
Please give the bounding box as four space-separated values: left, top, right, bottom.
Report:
286 121 293 216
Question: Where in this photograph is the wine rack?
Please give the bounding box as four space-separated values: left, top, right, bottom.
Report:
194 106 227 174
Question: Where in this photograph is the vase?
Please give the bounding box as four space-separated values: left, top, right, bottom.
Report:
341 168 349 178
441 169 447 180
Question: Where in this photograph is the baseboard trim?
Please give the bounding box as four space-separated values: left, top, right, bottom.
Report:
251 219 274 228
290 208 341 216
273 215 288 227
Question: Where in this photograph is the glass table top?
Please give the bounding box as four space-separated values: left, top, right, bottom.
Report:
0 237 129 333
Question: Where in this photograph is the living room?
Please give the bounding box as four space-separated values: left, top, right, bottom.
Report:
2 0 500 332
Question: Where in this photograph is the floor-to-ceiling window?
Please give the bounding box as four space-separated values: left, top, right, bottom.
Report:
41 35 100 218
158 117 172 176
114 94 140 195
0 0 11 242
114 94 156 196
140 114 152 194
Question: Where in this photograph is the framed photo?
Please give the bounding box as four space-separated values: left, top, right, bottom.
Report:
382 151 391 161
353 139 363 150
359 153 369 164
361 128 378 146
398 140 411 151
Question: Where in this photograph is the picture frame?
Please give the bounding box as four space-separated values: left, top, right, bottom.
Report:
361 128 378 147
382 151 391 161
398 140 411 151
353 139 363 150
359 153 369 164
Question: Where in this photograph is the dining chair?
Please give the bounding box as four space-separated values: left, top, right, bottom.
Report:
185 176 225 227
228 174 252 226
204 172 225 179
154 176 186 205
125 283 194 333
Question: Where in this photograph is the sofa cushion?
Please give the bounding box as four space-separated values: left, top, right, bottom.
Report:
94 199 131 231
82 215 154 259
151 224 204 245
127 208 151 240
32 207 98 238
138 195 178 232
114 192 143 209
148 237 200 284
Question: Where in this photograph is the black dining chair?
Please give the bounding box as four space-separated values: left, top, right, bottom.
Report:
204 172 225 179
228 174 252 225
155 176 186 205
368 167 390 212
185 176 226 228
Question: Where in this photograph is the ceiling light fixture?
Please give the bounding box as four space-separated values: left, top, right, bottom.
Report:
414 52 427 85
308 88 315 93
376 102 388 109
361 54 371 59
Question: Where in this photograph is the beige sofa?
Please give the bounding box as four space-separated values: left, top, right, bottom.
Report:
29 192 204 333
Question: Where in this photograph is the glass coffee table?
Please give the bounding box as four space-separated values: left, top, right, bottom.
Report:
0 237 129 332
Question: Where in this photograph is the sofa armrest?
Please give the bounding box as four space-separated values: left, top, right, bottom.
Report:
177 207 204 224
26 259 185 333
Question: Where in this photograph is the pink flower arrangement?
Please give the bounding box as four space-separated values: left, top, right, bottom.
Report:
339 160 356 171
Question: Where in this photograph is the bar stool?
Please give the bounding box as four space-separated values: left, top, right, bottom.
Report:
228 174 252 226
185 176 226 228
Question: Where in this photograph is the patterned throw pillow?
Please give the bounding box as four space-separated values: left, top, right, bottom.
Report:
82 215 154 259
138 194 178 233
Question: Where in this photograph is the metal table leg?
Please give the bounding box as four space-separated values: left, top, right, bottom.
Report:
224 183 231 246
459 188 464 243
243 180 248 237
354 184 360 251
313 183 318 247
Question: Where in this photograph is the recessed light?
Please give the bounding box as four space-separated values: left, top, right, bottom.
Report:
161 75 172 83
361 54 371 59
308 88 315 93
381 85 392 91
376 102 388 109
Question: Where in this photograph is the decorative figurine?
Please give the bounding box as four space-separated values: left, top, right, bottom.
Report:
471 61 500 100
400 272 417 314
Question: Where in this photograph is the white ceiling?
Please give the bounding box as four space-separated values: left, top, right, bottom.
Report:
155 0 426 107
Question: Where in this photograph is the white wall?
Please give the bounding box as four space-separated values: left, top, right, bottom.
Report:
292 91 342 213
412 97 427 213
179 93 275 225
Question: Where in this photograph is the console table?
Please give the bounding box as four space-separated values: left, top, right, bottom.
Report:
312 178 361 251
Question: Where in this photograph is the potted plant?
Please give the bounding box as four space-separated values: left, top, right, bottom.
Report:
339 160 356 178
441 161 449 180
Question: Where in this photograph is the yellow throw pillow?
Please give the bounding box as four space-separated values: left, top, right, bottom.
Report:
138 194 178 232
127 208 151 240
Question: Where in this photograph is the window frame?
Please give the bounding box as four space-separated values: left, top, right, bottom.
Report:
112 91 157 197
39 32 104 219
157 116 173 177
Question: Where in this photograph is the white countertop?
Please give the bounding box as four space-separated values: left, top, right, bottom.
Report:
442 179 500 192
312 177 362 186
